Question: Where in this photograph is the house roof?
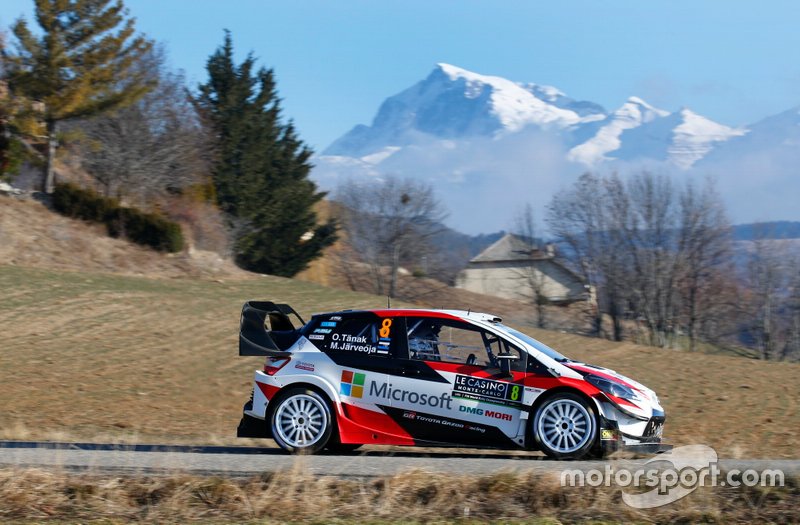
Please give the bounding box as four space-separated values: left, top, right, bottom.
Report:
470 233 550 263
467 233 588 289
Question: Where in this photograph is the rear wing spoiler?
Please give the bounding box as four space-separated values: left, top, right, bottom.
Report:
239 301 306 357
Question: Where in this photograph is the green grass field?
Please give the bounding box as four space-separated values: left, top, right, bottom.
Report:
0 264 798 457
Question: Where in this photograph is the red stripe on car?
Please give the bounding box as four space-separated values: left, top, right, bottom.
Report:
369 309 463 320
256 381 281 401
336 402 415 445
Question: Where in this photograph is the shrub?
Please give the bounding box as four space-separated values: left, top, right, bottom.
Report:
0 135 28 181
53 182 184 253
52 182 115 222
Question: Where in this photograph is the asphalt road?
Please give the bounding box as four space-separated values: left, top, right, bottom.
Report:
1 441 798 479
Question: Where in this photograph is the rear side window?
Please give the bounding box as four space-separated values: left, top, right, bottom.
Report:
307 315 396 357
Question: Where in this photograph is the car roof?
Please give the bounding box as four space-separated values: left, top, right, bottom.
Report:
314 308 502 324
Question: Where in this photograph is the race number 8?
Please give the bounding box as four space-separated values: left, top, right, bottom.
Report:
510 385 520 401
379 318 393 338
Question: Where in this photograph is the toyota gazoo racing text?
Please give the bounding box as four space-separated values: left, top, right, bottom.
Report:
237 301 670 459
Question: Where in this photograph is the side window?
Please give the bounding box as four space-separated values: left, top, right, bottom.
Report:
405 317 526 372
306 315 395 357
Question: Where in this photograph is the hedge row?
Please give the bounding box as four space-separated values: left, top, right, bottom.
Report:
52 183 184 253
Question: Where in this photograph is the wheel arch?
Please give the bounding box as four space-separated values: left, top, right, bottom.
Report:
530 386 599 414
266 376 344 428
268 382 337 453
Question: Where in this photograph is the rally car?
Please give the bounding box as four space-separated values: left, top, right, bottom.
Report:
237 301 669 459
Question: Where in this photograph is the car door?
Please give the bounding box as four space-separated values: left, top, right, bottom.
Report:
385 316 528 448
309 313 395 434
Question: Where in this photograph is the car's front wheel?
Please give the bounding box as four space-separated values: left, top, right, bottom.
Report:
270 388 333 454
533 393 597 460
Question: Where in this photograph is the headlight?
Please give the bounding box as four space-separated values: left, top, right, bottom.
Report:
585 374 639 402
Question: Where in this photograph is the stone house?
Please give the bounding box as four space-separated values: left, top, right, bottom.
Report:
455 233 589 304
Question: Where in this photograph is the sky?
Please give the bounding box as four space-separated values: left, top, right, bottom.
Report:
3 0 800 154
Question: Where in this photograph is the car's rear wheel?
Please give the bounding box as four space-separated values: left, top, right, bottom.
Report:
533 393 597 460
270 388 333 454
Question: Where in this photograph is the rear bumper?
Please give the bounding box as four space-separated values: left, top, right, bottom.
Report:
236 401 270 439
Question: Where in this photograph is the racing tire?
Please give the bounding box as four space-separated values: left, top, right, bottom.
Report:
533 392 598 460
270 388 333 454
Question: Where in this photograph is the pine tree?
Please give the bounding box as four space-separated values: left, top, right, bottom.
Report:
4 0 153 193
195 32 337 277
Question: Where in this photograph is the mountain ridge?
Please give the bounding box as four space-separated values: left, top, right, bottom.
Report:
322 63 748 169
314 64 800 233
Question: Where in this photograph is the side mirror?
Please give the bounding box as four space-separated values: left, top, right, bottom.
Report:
496 352 518 376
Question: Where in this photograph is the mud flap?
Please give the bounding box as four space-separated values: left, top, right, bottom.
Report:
237 399 270 439
237 413 270 438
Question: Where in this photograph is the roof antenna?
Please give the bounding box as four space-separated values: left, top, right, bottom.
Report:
387 295 391 309
468 307 471 315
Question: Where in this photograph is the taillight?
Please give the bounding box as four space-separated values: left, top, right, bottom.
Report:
264 357 291 376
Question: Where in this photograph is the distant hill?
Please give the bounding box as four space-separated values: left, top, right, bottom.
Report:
430 221 800 281
731 221 800 241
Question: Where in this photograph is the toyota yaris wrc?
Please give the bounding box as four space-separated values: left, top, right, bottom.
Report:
237 301 669 459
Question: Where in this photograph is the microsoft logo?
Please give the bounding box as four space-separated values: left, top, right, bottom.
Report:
340 370 366 398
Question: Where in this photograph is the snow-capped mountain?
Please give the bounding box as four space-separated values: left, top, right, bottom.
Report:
324 63 605 158
322 63 745 170
567 97 670 165
314 64 800 233
569 102 746 168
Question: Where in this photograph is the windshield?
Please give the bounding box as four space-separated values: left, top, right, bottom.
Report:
496 324 569 362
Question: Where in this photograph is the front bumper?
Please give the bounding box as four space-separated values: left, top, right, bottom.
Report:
623 442 673 455
598 410 670 457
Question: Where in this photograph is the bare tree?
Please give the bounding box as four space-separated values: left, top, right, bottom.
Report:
549 171 734 349
676 179 733 351
618 172 683 347
547 173 628 340
744 230 790 360
785 260 800 361
600 174 636 342
335 176 447 298
74 47 209 204
512 204 548 328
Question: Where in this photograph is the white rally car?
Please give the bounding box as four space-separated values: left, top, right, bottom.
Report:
237 301 669 459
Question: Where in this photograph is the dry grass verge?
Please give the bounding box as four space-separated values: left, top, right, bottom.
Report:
0 467 797 524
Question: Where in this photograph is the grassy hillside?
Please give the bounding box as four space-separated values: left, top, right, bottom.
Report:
0 197 244 278
0 264 797 457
